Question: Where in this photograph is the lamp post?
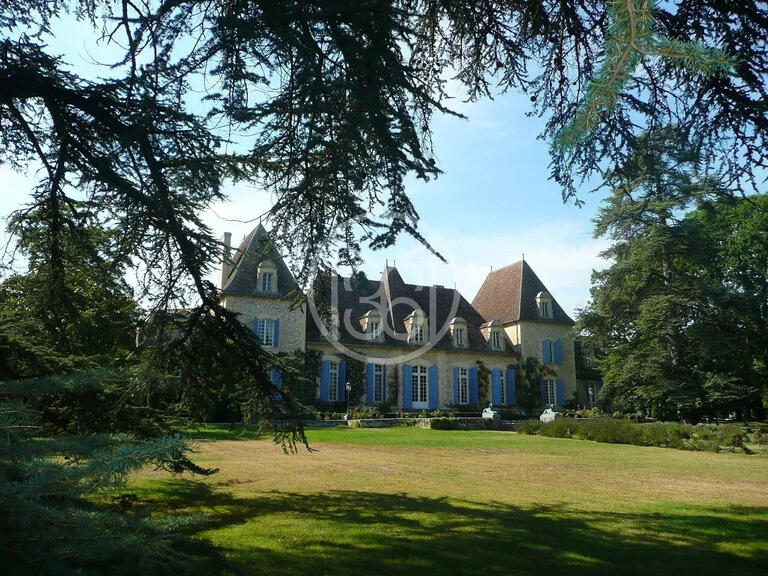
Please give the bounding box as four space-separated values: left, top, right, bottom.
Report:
345 382 352 419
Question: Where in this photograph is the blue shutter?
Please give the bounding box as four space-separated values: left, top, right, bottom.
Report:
252 316 260 342
491 369 502 405
273 318 280 347
506 369 516 406
428 365 439 409
540 378 547 406
338 361 347 402
554 339 563 364
366 363 374 403
271 369 283 400
469 367 479 405
542 340 552 364
453 367 460 405
402 364 413 410
556 378 565 406
320 360 330 401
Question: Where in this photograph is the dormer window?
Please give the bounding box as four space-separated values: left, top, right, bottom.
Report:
536 291 553 319
405 309 427 343
481 320 505 350
449 317 468 348
360 310 383 342
257 260 278 294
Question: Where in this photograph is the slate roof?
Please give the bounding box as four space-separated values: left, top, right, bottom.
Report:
472 260 574 325
221 224 298 298
306 266 514 354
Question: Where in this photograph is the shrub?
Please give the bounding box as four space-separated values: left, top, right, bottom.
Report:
346 406 382 420
518 417 749 453
430 416 458 430
640 422 691 449
517 420 542 435
538 418 579 438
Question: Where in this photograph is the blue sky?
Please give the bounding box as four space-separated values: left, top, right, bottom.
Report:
0 16 609 318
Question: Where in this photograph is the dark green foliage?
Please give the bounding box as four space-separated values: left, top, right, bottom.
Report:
512 358 556 410
578 128 767 420
344 357 366 404
0 393 220 575
475 360 490 403
430 416 459 430
517 420 543 435
526 418 748 452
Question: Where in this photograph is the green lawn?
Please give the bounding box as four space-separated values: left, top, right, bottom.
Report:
129 426 768 575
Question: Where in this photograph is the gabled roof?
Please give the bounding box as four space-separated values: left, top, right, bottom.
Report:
472 260 573 325
306 266 514 354
221 224 297 297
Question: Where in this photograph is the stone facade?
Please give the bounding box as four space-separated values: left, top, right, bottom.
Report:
505 320 577 404
221 294 306 354
219 224 577 410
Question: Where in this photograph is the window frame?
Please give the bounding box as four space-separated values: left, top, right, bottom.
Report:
257 318 275 347
412 322 425 343
369 320 381 341
458 367 469 405
544 379 556 405
329 361 339 402
261 271 274 293
499 369 506 404
373 364 385 403
492 330 501 349
455 327 464 347
411 365 428 406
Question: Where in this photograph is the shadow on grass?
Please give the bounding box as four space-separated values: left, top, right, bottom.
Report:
185 424 266 442
141 479 768 576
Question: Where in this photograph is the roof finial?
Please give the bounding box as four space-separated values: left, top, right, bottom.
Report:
490 265 493 272
386 258 389 269
393 259 396 267
522 252 525 262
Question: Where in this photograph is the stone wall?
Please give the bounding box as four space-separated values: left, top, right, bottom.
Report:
504 320 577 404
222 295 306 354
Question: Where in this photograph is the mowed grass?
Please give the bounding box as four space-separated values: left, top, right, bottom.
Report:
129 426 768 575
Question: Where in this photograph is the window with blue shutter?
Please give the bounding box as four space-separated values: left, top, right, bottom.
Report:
366 363 374 403
542 340 552 364
252 316 259 338
428 365 439 409
469 367 479 405
453 367 460 405
506 369 516 406
553 339 563 364
273 318 280 347
556 378 565 406
338 361 347 401
402 364 413 409
491 369 502 405
320 360 330 402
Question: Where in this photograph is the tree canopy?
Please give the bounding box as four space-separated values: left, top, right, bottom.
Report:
578 128 766 420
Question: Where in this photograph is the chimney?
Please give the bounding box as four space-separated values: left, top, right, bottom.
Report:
219 232 232 289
